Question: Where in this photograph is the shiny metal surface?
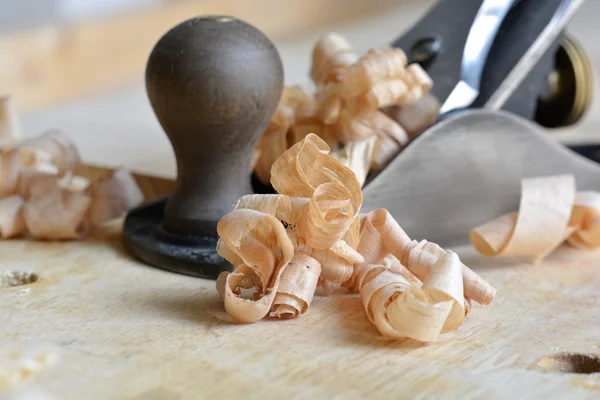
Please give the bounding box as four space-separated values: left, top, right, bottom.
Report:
440 0 517 114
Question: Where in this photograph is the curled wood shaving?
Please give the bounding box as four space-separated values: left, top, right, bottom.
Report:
270 133 362 209
87 167 144 225
217 209 295 323
568 191 600 249
24 186 92 240
329 136 376 188
218 134 494 341
17 130 80 175
471 175 600 261
385 93 441 139
341 48 409 100
310 33 357 86
271 252 322 319
356 208 496 305
254 33 437 187
0 151 21 198
0 128 142 241
0 96 22 148
359 252 466 342
254 104 292 184
0 195 25 238
217 134 363 322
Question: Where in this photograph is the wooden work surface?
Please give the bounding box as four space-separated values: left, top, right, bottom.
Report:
2 231 600 398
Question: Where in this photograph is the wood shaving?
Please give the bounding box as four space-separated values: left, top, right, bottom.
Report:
358 252 466 342
253 33 437 187
87 167 144 225
24 186 92 240
217 134 495 341
16 130 80 175
0 96 22 149
0 128 142 241
354 208 496 305
384 93 441 139
471 175 600 261
329 136 376 186
0 195 25 238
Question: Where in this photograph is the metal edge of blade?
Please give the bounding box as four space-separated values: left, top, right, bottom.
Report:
484 0 588 110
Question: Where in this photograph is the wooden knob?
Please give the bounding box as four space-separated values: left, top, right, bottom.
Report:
146 16 283 235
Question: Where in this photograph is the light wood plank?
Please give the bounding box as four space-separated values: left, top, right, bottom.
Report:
0 0 401 111
1 240 599 399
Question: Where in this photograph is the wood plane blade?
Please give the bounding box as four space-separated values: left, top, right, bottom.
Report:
362 109 600 247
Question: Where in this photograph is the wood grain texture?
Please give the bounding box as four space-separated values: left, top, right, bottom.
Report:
0 0 400 111
1 239 599 399
362 110 600 247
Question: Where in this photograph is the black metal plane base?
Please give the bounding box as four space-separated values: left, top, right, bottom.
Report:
122 198 232 280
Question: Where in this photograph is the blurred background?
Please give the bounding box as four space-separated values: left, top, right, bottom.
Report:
0 0 598 177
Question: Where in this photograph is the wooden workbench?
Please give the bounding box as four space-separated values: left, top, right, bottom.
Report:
2 1 600 398
1 231 600 399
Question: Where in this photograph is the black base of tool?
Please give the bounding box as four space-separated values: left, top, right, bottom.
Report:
122 197 232 280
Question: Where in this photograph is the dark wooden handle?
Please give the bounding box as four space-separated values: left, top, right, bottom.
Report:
146 16 284 235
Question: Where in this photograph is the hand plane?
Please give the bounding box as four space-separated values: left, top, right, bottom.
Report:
122 0 598 279
362 0 598 246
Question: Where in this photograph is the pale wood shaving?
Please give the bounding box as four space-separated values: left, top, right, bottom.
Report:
271 252 321 319
296 242 355 284
330 136 376 187
310 33 357 86
216 210 295 323
471 175 600 261
17 130 80 175
0 96 22 148
355 208 496 305
0 150 22 198
370 127 404 171
0 195 25 238
359 252 466 342
24 186 92 240
87 167 144 225
0 128 142 241
385 93 440 139
254 33 437 188
254 104 292 184
218 134 494 341
568 191 600 249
